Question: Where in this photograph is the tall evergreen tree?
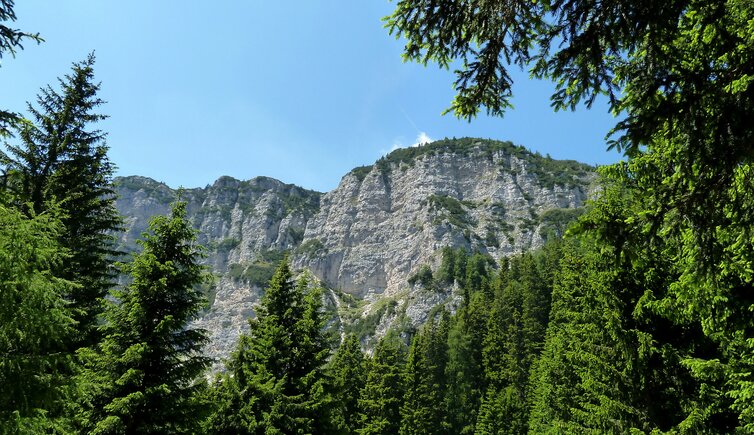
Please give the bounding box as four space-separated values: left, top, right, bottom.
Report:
444 292 488 434
527 235 643 433
387 0 754 430
1 54 120 346
357 331 407 435
0 201 75 433
329 334 366 434
77 201 210 433
208 261 331 434
400 311 450 435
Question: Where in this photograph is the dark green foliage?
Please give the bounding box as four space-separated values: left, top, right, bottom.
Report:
435 247 458 285
1 54 120 347
400 311 450 435
436 247 493 290
0 0 42 136
0 203 75 432
527 236 644 433
408 264 434 288
208 237 241 253
208 260 331 433
350 165 373 182
357 331 407 435
428 194 473 227
537 207 585 239
476 250 555 434
463 252 493 301
329 335 367 434
77 201 210 434
444 292 489 434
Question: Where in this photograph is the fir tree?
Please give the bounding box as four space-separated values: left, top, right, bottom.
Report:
209 261 331 434
77 201 210 433
0 201 75 433
357 331 407 435
1 54 120 347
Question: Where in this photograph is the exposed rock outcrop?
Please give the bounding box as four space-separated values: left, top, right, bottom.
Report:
114 138 596 367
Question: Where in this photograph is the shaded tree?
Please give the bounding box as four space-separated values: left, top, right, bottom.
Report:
0 201 75 433
444 292 488 434
357 331 407 435
400 311 450 435
329 334 367 434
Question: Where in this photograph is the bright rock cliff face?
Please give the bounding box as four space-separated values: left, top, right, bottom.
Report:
114 138 595 369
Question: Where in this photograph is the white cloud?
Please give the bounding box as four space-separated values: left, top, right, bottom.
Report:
380 132 434 156
412 132 433 147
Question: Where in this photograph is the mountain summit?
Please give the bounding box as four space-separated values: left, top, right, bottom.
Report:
114 138 596 368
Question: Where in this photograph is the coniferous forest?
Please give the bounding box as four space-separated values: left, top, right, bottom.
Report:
3 0 754 433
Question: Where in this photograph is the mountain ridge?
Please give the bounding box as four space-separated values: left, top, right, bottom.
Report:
113 137 597 369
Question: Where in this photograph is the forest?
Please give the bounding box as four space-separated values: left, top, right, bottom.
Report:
2 0 754 433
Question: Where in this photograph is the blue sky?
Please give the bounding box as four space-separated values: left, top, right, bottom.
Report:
2 1 622 192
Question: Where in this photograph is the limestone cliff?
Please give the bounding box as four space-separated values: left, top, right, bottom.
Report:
113 138 596 368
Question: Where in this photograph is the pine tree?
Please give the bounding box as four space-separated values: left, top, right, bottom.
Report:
0 201 75 433
77 201 210 433
329 334 366 434
357 331 407 435
1 53 120 346
208 260 331 433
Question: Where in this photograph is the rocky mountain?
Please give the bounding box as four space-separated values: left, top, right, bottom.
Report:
114 138 596 369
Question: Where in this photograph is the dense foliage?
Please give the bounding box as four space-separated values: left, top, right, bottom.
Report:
2 0 753 432
0 202 75 433
205 260 332 434
386 0 754 432
1 54 120 347
76 201 210 433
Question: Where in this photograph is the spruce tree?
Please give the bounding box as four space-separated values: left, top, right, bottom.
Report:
77 201 210 433
357 331 407 435
444 292 488 434
208 261 330 433
400 311 449 435
1 54 120 347
387 1 754 430
527 236 642 433
0 201 75 433
330 334 366 434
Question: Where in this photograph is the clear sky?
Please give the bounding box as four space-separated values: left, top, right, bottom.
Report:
2 1 622 192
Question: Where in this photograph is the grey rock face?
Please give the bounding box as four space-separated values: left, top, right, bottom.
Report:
113 138 595 366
